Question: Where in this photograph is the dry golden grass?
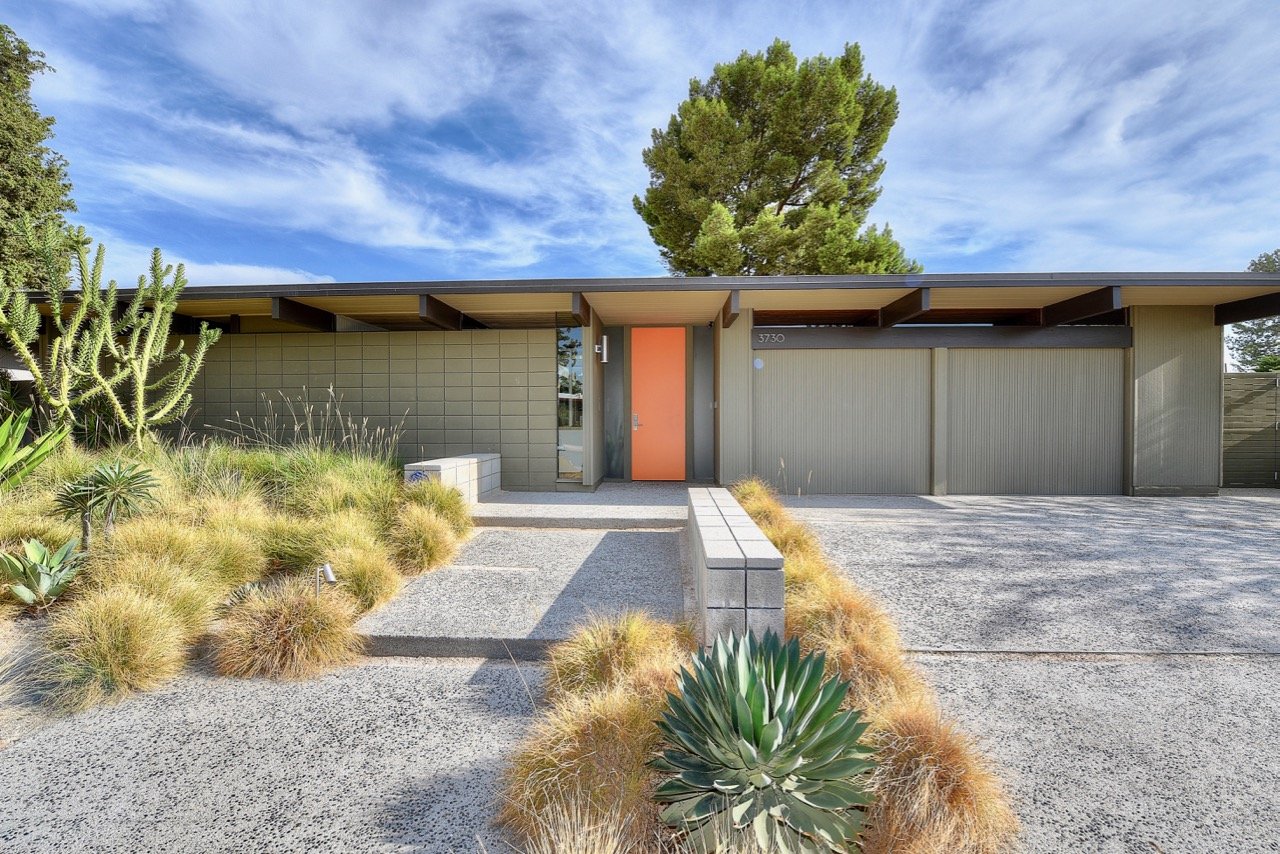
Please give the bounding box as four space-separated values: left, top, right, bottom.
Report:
215 578 360 679
323 542 403 614
545 611 693 704
0 505 78 552
730 477 788 529
91 557 221 642
760 518 821 560
257 514 330 574
500 680 667 848
386 504 458 574
403 478 474 537
519 794 643 854
863 699 1020 854
43 587 189 710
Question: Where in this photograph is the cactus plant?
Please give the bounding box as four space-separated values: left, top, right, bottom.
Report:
653 631 875 853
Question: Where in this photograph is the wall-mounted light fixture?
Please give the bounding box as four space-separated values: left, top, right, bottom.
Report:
594 334 609 363
315 562 337 596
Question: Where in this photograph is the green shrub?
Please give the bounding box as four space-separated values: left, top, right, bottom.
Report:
256 514 329 575
0 538 83 609
386 504 458 574
323 543 402 614
403 478 473 536
214 578 359 679
44 586 189 710
653 631 876 852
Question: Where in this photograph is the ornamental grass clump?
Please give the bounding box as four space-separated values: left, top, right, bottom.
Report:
323 543 402 614
93 557 221 642
500 681 668 847
403 478 473 537
387 504 458 574
545 610 693 703
653 631 876 853
214 578 359 679
44 586 188 710
863 700 1019 854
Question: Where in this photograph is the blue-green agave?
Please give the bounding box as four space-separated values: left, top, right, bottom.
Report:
653 631 875 853
0 538 83 609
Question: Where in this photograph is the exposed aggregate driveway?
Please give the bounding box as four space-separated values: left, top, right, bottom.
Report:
787 492 1280 853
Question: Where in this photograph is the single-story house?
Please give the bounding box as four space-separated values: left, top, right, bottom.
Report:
139 272 1280 496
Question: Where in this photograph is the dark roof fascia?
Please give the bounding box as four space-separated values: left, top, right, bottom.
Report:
112 271 1280 300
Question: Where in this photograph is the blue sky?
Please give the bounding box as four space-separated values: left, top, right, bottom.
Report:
8 0 1280 284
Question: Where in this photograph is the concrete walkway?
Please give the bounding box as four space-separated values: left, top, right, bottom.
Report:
0 656 540 853
359 524 688 658
472 483 690 528
793 491 1280 853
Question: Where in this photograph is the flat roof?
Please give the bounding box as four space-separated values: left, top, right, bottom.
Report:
88 271 1280 332
143 270 1280 299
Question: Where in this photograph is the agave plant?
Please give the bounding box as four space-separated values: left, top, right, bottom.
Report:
0 408 69 492
653 631 875 853
54 461 159 548
0 538 84 609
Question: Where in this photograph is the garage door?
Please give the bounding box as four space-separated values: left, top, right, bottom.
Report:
751 349 931 493
947 349 1124 494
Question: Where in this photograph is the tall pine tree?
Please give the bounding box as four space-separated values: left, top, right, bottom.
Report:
634 39 919 276
0 24 75 287
1230 250 1280 371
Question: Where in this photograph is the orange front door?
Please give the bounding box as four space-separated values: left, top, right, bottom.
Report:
631 327 686 481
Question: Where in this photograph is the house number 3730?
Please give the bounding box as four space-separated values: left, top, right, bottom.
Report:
756 332 786 343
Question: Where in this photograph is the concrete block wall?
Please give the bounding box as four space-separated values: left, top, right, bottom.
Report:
404 453 500 503
185 329 558 490
687 487 785 646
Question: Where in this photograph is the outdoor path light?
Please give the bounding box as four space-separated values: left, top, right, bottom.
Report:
315 563 337 596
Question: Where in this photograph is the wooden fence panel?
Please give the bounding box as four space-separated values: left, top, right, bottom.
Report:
1223 374 1278 487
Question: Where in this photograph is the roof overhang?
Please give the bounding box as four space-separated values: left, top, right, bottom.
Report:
71 272 1280 331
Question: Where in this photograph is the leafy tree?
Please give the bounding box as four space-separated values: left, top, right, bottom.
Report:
1229 250 1280 371
0 219 221 446
0 25 75 286
634 39 920 276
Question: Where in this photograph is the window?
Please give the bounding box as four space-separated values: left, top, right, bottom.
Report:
557 327 584 480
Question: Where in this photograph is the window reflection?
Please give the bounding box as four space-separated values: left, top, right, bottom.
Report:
557 327 584 480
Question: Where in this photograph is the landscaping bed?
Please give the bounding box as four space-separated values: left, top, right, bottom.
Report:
1 439 472 711
498 479 1018 853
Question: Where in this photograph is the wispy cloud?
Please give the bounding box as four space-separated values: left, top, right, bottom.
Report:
15 0 1280 280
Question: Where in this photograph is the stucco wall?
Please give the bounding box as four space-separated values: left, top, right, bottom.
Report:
1130 305 1223 494
186 329 558 490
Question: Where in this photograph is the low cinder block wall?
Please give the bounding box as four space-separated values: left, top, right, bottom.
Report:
405 453 500 503
687 487 784 647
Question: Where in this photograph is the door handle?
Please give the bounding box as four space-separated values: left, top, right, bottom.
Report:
633 413 642 431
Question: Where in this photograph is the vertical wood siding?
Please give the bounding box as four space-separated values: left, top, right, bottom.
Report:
947 349 1125 494
1131 306 1223 490
750 349 931 494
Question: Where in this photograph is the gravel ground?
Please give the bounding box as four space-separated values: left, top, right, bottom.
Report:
0 656 543 853
358 527 685 649
790 492 1280 853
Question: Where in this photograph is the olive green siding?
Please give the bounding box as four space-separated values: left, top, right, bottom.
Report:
947 349 1125 494
186 329 558 490
751 348 932 493
1222 374 1279 487
1131 306 1223 494
716 311 754 484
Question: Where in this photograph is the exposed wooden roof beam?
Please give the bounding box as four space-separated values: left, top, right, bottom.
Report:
1215 291 1280 325
721 290 740 328
876 287 930 327
571 292 593 327
418 294 486 331
1041 286 1122 326
272 296 335 332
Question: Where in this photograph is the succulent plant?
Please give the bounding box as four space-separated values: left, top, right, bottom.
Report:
55 461 158 547
653 631 875 853
1 538 83 609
